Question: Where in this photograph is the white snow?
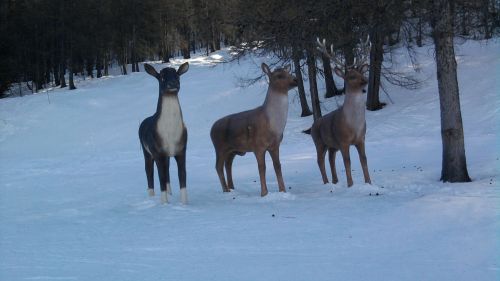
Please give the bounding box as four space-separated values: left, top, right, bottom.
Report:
0 40 499 281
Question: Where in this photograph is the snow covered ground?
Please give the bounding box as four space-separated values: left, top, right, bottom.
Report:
0 40 498 281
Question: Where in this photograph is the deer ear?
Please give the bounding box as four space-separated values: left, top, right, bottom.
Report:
334 67 345 79
283 64 291 73
359 64 369 74
177 62 189 76
261 63 272 77
144 63 159 79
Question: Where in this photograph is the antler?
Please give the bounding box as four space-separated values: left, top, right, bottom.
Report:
348 35 371 68
316 38 344 68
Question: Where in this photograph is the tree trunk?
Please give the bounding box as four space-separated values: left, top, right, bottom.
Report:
59 62 66 88
460 5 469 36
68 65 76 90
86 59 94 78
53 66 60 86
322 54 342 98
367 28 384 111
417 15 423 47
292 48 312 117
181 45 190 59
96 52 102 78
431 0 471 183
482 0 492 39
306 49 321 121
131 59 136 72
104 52 109 76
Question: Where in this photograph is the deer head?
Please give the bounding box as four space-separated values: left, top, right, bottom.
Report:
261 63 298 92
144 62 189 95
334 64 369 92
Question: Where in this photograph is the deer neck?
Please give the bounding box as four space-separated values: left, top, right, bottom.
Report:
262 90 289 135
155 94 184 143
341 89 366 130
156 94 183 119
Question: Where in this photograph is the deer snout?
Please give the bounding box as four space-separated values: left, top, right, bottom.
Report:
162 81 180 92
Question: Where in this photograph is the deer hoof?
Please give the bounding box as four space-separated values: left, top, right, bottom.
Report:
161 191 169 204
261 190 269 197
147 189 155 197
180 188 188 205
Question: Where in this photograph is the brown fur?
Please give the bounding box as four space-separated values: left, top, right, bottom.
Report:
210 63 298 196
311 64 372 187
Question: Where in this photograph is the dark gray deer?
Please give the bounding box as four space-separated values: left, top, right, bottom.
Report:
210 63 298 197
139 62 189 204
311 38 372 187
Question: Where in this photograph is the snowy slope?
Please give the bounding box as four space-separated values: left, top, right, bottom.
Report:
0 40 499 281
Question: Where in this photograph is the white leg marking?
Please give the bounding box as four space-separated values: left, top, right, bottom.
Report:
148 189 155 197
161 191 169 204
180 188 188 205
167 183 172 195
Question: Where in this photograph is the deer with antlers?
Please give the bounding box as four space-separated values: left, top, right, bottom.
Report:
311 38 372 187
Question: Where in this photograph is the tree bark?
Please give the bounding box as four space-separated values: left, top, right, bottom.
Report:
292 48 312 117
86 59 94 78
68 64 76 90
482 0 492 39
431 0 471 182
417 15 423 47
104 52 109 76
96 52 102 78
367 28 384 111
59 62 66 88
306 49 321 121
322 54 341 98
53 65 60 86
68 31 76 90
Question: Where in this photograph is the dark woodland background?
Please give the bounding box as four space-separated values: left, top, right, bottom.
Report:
0 0 496 101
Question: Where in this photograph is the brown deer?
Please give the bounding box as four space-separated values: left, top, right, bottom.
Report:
210 63 298 196
311 38 372 187
139 62 189 204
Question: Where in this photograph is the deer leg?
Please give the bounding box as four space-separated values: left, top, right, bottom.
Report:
156 157 170 203
143 151 155 196
254 150 268 197
316 144 329 184
355 142 371 184
340 145 353 187
269 147 286 193
165 157 171 195
225 152 236 190
175 150 188 204
215 151 229 192
328 148 339 184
